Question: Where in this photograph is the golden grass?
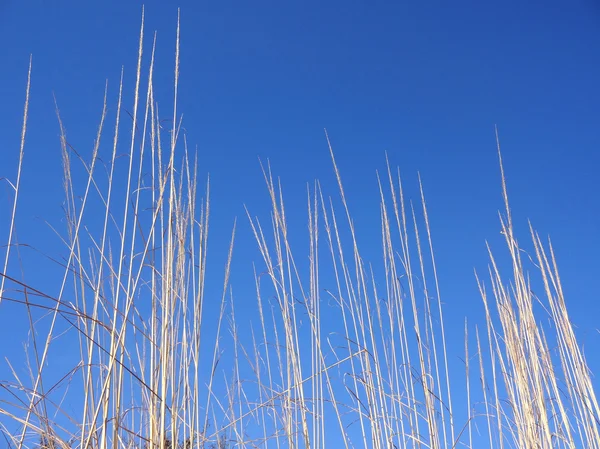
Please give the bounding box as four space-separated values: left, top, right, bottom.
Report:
1 11 598 449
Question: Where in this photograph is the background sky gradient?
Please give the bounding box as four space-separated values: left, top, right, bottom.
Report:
1 0 599 446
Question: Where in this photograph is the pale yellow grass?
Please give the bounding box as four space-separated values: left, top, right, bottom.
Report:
0 12 598 449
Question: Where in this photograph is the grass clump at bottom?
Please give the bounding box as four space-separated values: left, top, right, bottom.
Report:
1 13 598 449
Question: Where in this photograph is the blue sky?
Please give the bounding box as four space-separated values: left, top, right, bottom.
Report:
1 0 599 446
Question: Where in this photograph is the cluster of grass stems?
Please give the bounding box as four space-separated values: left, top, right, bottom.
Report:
1 12 599 449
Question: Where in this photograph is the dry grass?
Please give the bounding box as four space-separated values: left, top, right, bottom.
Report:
1 12 598 449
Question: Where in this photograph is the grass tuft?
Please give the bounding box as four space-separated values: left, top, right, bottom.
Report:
1 13 598 449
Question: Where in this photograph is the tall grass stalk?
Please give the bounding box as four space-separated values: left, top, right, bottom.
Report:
1 12 598 449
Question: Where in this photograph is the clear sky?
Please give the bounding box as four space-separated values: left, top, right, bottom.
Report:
1 0 599 446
